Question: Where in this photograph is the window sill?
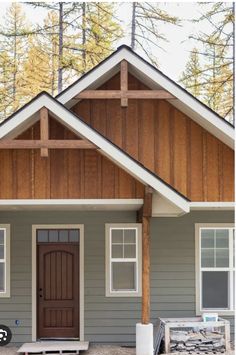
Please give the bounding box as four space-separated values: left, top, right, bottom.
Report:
106 291 142 297
0 292 10 298
196 310 234 317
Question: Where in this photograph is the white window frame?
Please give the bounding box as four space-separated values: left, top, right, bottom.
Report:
0 224 10 298
195 223 234 315
105 223 142 297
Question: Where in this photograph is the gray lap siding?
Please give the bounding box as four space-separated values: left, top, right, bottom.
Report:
0 210 233 345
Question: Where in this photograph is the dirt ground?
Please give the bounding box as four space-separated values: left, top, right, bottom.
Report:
0 344 136 354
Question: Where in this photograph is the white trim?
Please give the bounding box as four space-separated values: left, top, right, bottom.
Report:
190 202 235 211
57 47 234 149
195 223 235 316
0 94 189 213
105 223 142 297
32 224 84 341
0 199 143 211
0 225 10 298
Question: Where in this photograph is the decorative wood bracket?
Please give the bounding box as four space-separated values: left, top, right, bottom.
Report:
76 61 174 107
0 107 96 156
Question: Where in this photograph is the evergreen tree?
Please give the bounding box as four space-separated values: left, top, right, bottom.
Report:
130 2 180 66
21 37 52 100
0 3 30 115
189 2 234 122
180 48 203 98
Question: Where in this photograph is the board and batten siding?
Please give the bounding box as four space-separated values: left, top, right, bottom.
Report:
73 73 234 202
0 210 233 345
0 119 145 200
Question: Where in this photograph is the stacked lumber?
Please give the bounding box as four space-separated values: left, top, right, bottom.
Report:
170 329 225 353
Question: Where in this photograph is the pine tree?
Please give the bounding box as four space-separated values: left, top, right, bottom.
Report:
21 37 52 100
81 3 122 71
0 51 12 121
202 39 233 119
180 48 203 98
189 2 234 122
0 3 30 115
130 2 180 66
26 2 122 92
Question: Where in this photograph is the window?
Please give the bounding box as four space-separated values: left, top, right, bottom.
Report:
37 229 80 243
0 225 10 297
195 224 235 315
105 224 142 297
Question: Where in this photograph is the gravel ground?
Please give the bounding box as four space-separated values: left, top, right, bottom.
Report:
0 345 136 355
0 346 235 355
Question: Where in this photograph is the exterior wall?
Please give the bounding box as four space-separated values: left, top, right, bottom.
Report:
0 119 144 199
0 210 234 346
73 73 234 202
150 211 234 337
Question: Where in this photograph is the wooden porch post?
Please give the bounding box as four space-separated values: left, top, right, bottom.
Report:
142 215 150 324
137 186 153 325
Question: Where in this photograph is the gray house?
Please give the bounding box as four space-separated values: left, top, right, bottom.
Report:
0 46 234 354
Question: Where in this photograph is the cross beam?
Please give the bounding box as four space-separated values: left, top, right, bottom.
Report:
0 140 96 150
76 60 174 107
76 90 174 100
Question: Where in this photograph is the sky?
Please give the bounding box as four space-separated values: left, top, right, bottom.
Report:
0 1 222 82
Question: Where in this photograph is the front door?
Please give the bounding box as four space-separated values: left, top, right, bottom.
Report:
37 229 80 338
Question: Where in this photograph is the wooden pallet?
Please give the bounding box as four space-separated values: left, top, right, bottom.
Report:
17 341 89 355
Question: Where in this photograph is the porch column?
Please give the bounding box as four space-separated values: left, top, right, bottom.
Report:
142 215 150 324
136 187 153 355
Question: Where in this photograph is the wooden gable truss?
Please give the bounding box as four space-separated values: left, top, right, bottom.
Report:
76 60 174 107
0 107 96 157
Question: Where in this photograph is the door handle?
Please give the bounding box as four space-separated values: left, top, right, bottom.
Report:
39 288 43 298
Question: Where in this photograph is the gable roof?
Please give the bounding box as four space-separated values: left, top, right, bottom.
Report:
0 91 190 213
57 45 234 150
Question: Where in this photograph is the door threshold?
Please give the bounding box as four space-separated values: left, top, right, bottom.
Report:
38 338 80 341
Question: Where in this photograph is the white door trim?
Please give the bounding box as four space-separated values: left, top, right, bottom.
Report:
32 224 84 341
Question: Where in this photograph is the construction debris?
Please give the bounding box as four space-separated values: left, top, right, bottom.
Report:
170 329 226 353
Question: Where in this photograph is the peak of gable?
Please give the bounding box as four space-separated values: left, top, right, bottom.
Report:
56 45 234 150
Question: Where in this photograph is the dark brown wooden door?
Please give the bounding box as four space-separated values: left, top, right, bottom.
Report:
37 243 79 338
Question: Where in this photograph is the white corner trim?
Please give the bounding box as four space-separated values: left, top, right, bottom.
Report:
57 47 234 149
32 224 84 341
0 225 10 298
0 93 189 213
190 202 235 211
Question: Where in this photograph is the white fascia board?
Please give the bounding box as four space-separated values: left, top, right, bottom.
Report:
122 50 234 149
190 202 235 210
0 98 45 139
42 96 190 213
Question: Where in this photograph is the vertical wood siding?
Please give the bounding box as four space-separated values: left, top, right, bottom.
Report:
72 73 234 202
0 119 144 199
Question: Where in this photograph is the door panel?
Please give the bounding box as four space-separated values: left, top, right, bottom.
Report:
37 242 79 338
